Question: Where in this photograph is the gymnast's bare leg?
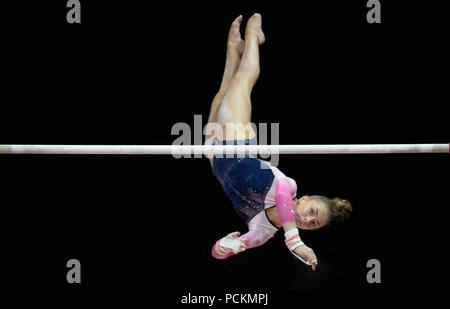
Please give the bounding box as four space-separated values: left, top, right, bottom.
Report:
205 14 265 167
219 13 264 140
205 15 245 167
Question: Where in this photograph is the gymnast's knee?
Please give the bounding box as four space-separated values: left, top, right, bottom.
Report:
232 67 259 89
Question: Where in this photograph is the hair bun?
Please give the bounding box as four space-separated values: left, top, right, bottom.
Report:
330 197 353 223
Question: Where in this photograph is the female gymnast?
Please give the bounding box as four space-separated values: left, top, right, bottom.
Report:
204 14 352 270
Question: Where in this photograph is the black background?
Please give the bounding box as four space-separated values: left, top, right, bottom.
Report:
0 0 448 297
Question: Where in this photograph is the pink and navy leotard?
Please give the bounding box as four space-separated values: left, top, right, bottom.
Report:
211 136 297 258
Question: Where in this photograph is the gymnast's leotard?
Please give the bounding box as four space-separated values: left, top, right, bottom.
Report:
212 136 297 249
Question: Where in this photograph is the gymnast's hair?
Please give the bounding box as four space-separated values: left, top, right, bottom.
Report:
310 195 353 225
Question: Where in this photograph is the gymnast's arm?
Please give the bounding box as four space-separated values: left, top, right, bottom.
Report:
275 178 318 270
274 179 298 233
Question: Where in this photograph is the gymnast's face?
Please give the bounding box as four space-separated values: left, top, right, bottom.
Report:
294 196 330 230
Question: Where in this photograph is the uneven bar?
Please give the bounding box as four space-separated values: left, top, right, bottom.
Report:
0 144 448 155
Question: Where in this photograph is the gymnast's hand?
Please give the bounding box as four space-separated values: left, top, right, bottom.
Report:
219 231 247 254
293 245 318 271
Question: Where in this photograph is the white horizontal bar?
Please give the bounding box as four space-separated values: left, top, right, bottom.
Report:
0 144 448 155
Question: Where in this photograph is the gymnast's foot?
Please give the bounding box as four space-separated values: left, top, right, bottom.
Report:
227 15 245 55
246 13 265 45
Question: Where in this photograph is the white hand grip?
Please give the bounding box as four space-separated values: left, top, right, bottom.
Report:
220 237 242 252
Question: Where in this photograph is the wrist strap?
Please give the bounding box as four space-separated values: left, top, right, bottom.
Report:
284 229 304 251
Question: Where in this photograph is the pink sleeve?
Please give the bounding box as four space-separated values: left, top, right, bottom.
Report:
286 178 297 196
240 230 265 249
275 178 296 224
